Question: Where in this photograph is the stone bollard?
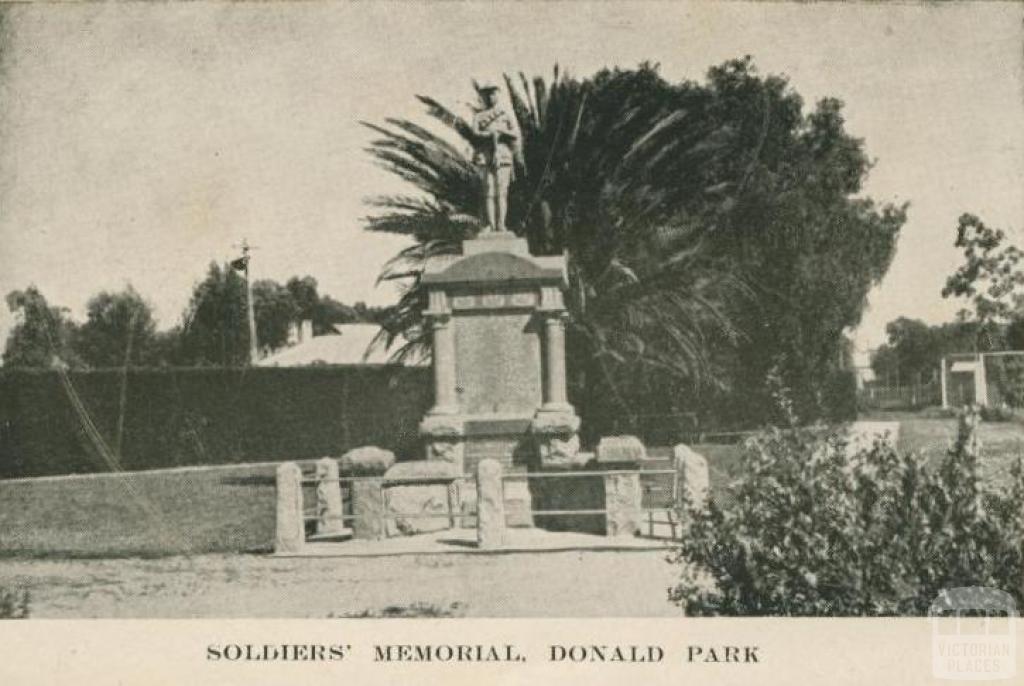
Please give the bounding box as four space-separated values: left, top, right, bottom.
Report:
604 472 642 537
315 457 345 536
673 444 710 523
275 462 305 554
351 478 386 540
596 435 646 464
476 458 506 549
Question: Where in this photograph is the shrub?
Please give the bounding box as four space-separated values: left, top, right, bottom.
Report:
670 410 1024 616
0 587 30 619
979 404 1020 423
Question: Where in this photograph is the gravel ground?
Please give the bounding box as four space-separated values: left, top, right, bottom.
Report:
0 549 682 618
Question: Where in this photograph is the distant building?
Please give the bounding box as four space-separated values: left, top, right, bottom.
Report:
849 348 876 390
257 321 427 367
940 350 1024 408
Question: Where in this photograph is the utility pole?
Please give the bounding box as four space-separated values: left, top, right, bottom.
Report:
234 239 259 365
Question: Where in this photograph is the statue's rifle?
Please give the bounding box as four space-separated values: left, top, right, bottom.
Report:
477 107 507 155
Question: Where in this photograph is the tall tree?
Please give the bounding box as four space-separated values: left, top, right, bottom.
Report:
178 265 384 365
253 279 300 353
285 276 320 324
73 286 158 368
870 317 969 386
942 213 1024 350
678 61 905 423
179 262 250 366
941 213 1024 405
3 286 80 368
363 58 904 429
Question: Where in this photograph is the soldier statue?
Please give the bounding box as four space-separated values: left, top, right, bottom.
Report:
471 81 517 233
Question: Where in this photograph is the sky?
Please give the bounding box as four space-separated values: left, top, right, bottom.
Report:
0 1 1021 357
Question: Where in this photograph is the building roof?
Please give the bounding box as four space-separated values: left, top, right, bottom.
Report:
257 323 427 367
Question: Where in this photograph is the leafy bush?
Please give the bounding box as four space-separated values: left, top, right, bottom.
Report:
0 587 30 619
670 411 1024 615
979 404 1021 423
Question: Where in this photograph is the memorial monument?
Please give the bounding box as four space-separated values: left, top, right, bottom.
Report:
416 83 583 522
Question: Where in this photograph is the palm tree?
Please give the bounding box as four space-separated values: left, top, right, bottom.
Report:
363 65 743 432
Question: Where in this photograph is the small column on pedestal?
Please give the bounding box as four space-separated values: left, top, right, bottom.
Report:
539 286 571 411
532 287 581 467
426 289 457 416
420 288 466 472
542 312 571 411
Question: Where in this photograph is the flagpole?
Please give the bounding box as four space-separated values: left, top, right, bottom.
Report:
243 239 258 365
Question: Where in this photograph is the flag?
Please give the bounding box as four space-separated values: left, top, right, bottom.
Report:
230 256 248 272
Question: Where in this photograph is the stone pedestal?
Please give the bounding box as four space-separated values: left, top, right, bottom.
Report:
531 409 584 468
420 413 465 474
419 234 581 525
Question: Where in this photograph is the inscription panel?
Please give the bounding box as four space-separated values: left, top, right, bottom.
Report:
453 311 542 415
450 289 538 311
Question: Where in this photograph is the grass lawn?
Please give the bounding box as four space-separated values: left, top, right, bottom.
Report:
0 462 302 558
865 410 1023 485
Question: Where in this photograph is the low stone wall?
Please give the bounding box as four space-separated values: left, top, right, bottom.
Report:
382 461 460 536
272 438 709 553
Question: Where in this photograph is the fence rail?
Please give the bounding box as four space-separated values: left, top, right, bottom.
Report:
300 474 473 485
858 383 941 409
502 469 676 479
276 454 710 553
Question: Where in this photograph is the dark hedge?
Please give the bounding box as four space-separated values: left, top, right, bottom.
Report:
0 367 432 479
822 369 859 423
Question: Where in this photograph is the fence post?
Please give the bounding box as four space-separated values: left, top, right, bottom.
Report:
673 444 710 529
476 459 506 549
275 462 305 554
351 478 385 540
315 457 345 535
940 358 949 408
604 472 642 537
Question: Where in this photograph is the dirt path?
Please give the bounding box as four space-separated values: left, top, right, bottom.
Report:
0 549 682 618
